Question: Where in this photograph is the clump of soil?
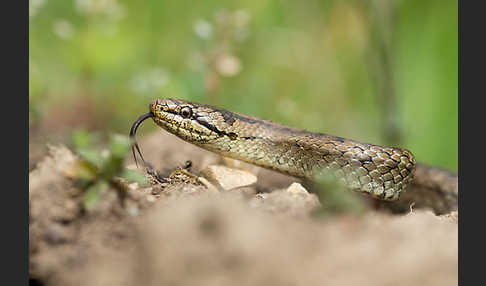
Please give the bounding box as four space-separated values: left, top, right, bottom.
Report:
29 132 458 286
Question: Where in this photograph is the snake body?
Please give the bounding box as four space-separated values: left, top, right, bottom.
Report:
137 98 420 201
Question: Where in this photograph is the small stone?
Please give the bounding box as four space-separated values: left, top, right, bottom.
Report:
285 182 309 196
126 205 139 216
200 165 257 191
255 193 266 199
197 177 220 193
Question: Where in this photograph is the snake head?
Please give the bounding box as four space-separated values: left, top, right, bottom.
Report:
150 98 237 143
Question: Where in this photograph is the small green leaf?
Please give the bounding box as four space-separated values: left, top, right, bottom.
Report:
77 149 104 168
120 169 148 185
99 134 131 179
83 181 109 210
108 134 131 159
71 130 95 150
73 160 99 181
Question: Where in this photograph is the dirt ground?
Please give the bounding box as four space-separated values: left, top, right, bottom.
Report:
29 131 458 286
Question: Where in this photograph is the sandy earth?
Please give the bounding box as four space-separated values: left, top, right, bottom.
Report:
29 131 458 286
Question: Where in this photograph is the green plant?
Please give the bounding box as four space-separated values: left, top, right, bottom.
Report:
70 130 147 209
312 173 368 217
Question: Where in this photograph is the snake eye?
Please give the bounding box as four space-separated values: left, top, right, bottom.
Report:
181 107 192 119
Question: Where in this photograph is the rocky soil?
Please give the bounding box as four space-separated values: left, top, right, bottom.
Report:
29 131 458 286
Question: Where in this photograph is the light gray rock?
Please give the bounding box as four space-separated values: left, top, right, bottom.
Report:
200 165 258 191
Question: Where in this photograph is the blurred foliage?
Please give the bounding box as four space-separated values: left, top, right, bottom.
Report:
312 173 368 216
29 0 457 171
69 131 147 209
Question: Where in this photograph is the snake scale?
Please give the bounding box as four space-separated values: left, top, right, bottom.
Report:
130 98 458 210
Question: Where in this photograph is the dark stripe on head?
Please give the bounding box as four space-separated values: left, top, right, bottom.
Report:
195 116 238 140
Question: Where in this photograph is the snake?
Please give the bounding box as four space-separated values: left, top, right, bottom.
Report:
130 98 457 208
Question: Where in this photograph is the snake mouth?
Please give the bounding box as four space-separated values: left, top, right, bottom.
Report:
129 112 154 168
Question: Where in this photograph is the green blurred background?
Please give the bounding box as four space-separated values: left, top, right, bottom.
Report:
29 0 457 171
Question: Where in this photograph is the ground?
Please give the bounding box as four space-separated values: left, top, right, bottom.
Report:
29 131 458 286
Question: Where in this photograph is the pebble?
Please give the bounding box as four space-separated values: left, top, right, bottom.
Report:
200 165 258 191
285 182 309 196
197 177 220 193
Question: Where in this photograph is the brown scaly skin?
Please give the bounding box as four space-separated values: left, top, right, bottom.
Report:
149 98 420 201
137 98 458 213
386 164 458 214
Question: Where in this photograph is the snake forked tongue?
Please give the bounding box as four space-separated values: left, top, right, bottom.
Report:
129 112 154 168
